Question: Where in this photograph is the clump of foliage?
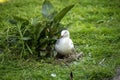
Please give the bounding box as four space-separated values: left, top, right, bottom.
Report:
9 0 74 58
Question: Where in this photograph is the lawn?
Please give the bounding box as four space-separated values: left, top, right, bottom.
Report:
0 0 120 80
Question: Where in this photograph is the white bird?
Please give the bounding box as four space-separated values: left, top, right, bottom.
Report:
55 30 76 58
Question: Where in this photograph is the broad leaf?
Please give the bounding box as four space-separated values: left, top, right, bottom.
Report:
42 0 55 20
53 5 74 22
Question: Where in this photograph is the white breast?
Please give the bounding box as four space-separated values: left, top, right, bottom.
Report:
55 37 74 55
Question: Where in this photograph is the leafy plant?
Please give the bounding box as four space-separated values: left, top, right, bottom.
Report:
9 0 74 58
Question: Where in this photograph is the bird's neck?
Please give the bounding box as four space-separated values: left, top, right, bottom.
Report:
62 36 70 39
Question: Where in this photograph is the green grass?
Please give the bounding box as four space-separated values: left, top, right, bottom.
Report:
0 0 120 80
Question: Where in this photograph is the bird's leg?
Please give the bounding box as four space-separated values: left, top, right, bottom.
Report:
56 53 65 59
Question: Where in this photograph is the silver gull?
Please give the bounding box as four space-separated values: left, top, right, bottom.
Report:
55 30 76 58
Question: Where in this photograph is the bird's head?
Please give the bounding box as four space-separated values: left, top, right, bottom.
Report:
61 30 70 38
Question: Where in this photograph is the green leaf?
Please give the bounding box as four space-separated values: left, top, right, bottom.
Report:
53 5 74 22
36 23 46 40
42 0 56 20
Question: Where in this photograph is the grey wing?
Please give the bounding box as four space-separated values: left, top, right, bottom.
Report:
55 39 61 51
69 39 76 54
